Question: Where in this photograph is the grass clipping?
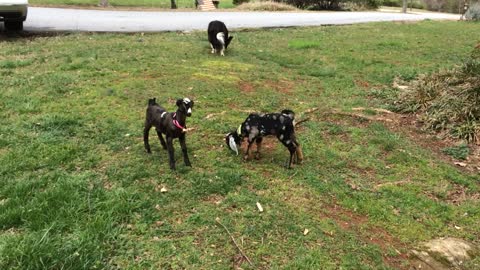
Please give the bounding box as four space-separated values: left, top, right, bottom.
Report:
394 45 480 142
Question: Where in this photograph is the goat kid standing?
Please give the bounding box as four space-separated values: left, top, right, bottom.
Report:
208 20 233 56
144 97 194 170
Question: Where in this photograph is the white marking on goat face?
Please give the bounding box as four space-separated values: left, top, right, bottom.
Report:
187 108 192 114
216 32 225 45
183 98 191 104
229 136 239 155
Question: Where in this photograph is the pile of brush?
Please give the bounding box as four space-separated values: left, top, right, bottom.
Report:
394 44 480 142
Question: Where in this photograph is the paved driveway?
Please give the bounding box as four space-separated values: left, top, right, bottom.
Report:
24 7 460 32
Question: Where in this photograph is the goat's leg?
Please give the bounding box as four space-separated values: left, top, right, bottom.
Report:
144 122 152 153
179 134 191 167
244 139 254 161
156 129 167 150
255 137 263 160
166 136 176 170
287 145 296 169
293 136 303 164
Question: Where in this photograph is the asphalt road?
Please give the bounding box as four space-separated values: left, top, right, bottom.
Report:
23 7 460 32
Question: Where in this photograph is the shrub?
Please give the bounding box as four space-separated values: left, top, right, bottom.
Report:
273 0 382 10
393 45 480 142
465 2 480 21
233 0 249 6
422 0 460 13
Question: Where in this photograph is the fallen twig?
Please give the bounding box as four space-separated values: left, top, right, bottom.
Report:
295 117 310 127
216 217 254 267
352 107 395 114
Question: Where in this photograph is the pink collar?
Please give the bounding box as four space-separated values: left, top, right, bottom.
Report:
172 113 186 131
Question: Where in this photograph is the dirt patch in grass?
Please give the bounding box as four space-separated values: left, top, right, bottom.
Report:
264 79 295 94
238 81 255 94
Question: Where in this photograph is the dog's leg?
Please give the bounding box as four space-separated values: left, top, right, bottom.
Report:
255 137 263 160
166 136 176 170
156 129 167 150
179 133 191 167
144 122 152 153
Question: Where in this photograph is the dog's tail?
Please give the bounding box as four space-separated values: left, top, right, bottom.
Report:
148 98 157 106
281 109 295 120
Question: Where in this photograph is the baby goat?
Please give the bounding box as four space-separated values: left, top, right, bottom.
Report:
225 110 303 169
144 97 194 170
208 20 233 56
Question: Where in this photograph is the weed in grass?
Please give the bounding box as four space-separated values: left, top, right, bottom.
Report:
442 143 470 160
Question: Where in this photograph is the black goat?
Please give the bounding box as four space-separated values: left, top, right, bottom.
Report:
225 109 303 169
144 97 194 170
208 20 233 56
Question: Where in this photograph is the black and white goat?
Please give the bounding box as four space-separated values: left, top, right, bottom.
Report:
144 97 194 170
208 20 233 56
225 110 304 169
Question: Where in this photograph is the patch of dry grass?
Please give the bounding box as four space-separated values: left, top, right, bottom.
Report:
235 1 297 11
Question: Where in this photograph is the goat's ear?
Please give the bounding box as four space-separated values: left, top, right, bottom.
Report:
226 36 233 48
176 99 183 107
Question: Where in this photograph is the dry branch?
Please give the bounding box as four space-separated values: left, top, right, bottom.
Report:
215 217 254 267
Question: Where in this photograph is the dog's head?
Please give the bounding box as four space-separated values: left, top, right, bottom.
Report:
225 128 242 155
148 98 157 106
176 98 194 117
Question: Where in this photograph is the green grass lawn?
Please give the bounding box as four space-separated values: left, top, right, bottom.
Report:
1 21 479 269
29 0 235 9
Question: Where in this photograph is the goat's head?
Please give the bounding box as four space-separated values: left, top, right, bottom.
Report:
176 98 194 117
148 98 157 106
225 127 242 155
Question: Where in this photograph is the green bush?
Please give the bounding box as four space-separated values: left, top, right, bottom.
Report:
422 0 461 13
465 2 480 21
274 0 382 10
233 0 249 5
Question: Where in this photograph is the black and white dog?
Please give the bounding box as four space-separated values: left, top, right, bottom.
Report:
225 110 303 169
144 97 194 170
208 20 233 56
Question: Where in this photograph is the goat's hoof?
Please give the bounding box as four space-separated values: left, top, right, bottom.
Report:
255 153 261 160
